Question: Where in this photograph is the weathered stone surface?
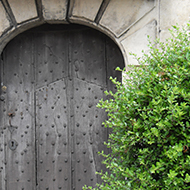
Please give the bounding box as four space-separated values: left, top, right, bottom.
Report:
0 2 11 36
160 0 190 41
160 0 190 29
121 20 157 65
71 0 102 21
42 0 68 22
8 0 38 23
100 0 155 37
121 8 157 39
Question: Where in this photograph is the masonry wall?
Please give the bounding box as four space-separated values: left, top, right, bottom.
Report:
0 0 189 66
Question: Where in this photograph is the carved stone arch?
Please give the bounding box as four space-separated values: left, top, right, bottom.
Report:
0 0 158 66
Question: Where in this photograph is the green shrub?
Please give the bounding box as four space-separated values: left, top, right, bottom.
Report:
83 22 190 190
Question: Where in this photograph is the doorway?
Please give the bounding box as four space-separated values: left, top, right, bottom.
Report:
0 24 124 190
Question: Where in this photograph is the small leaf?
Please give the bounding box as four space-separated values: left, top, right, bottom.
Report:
185 173 190 183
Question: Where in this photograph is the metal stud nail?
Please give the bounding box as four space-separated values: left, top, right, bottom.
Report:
0 96 5 101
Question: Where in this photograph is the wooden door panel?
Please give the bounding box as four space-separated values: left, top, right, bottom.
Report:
0 58 6 190
0 24 124 190
36 79 71 190
36 79 71 189
72 78 107 189
106 38 123 91
2 34 36 189
71 29 107 88
34 32 69 89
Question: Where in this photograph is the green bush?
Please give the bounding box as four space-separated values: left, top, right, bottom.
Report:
83 22 190 190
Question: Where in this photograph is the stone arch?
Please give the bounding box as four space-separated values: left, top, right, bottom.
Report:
0 22 124 190
0 0 158 66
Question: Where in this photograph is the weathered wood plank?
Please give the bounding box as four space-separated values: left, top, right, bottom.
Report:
2 33 36 190
72 79 107 189
71 28 107 88
36 79 71 190
106 37 124 91
34 31 69 89
0 54 6 190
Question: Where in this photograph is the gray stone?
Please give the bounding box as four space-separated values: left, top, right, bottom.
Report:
160 0 190 30
8 0 38 23
100 0 155 37
160 0 190 41
121 20 157 65
70 0 102 22
42 0 68 22
0 2 11 37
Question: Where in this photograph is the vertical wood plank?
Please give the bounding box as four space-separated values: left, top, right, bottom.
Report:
106 37 124 91
71 28 107 87
72 79 107 189
0 55 6 190
2 33 36 190
34 31 69 89
70 28 109 190
36 80 71 190
34 29 71 190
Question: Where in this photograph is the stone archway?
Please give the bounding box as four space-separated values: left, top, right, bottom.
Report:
0 24 124 190
0 0 158 66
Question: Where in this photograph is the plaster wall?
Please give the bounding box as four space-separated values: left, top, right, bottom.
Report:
0 0 189 66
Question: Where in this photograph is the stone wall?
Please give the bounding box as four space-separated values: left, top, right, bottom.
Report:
0 0 189 66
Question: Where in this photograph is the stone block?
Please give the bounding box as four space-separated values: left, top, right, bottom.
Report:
160 0 190 30
42 0 68 22
71 0 102 21
8 0 38 23
0 2 11 37
100 0 155 37
121 20 157 65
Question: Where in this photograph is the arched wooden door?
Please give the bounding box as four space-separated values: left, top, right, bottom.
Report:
0 24 124 190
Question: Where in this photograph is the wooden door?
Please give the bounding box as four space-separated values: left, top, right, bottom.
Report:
0 24 124 190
